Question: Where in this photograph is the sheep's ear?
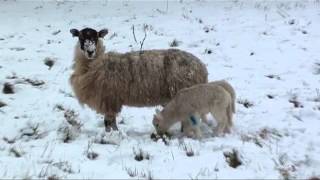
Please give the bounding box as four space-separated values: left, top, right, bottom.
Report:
70 29 79 37
98 29 108 38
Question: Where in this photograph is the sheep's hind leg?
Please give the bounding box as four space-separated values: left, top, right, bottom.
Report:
104 114 118 132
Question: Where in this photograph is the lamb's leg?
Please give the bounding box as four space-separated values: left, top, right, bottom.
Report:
210 108 227 136
201 114 211 127
104 114 118 132
181 120 187 132
193 125 202 139
182 123 194 138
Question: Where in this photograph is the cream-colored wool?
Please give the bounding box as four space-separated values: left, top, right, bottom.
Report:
153 82 234 138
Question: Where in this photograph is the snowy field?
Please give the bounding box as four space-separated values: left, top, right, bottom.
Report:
0 0 320 179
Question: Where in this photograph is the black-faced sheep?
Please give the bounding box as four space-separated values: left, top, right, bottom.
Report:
69 28 208 132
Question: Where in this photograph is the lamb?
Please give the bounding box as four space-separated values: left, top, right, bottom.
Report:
69 28 208 132
196 80 236 127
152 82 234 138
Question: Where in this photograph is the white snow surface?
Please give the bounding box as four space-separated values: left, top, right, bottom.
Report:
0 0 320 179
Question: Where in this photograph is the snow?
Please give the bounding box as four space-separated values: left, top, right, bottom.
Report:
0 0 320 179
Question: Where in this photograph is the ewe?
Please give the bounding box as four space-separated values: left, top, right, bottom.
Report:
70 28 208 131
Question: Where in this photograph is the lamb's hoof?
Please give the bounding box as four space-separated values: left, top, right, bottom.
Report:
150 132 159 141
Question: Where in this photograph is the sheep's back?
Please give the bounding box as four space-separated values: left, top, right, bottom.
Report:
122 49 207 106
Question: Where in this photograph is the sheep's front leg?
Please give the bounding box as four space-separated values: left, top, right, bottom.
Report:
104 113 118 132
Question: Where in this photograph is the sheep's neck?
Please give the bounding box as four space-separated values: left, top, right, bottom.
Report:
73 41 105 74
73 53 92 74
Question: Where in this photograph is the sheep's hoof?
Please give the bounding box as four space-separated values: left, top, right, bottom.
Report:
105 126 112 132
105 124 118 132
112 123 119 131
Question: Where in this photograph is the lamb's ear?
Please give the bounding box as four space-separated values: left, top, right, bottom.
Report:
153 115 158 121
98 29 108 38
153 115 160 124
70 29 79 37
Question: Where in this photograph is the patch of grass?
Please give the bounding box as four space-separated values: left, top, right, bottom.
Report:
223 149 242 168
312 89 320 102
0 100 6 108
237 99 254 108
3 136 16 144
240 133 263 148
267 94 274 99
87 152 99 160
24 78 45 86
259 128 282 140
2 82 14 94
10 47 25 51
44 57 55 70
289 94 303 108
204 48 212 54
265 74 281 80
301 30 308 34
308 176 320 180
169 39 181 47
19 122 47 140
47 175 60 180
54 104 65 111
58 89 74 97
288 19 295 25
133 148 150 161
52 161 74 174
181 142 195 157
64 109 82 128
124 167 153 179
313 63 320 75
57 123 78 143
203 25 214 33
279 168 290 180
9 147 24 158
93 132 119 145
108 32 117 40
150 132 170 145
85 141 99 160
5 73 18 79
124 167 139 177
52 30 61 35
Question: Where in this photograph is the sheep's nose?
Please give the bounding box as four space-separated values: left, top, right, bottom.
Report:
87 50 94 56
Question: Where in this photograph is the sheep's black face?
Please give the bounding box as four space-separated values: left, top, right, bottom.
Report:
70 28 108 60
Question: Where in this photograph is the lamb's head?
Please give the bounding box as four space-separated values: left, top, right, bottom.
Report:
152 108 169 135
70 28 108 60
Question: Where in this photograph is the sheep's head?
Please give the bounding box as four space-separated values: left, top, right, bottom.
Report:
70 28 108 60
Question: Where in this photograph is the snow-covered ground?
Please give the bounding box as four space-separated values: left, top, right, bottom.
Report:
0 0 320 179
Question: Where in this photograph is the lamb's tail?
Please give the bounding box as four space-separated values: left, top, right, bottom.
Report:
213 80 236 113
227 101 233 127
231 94 236 114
